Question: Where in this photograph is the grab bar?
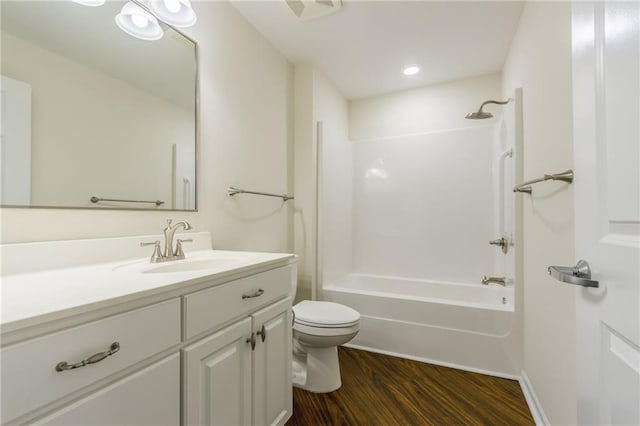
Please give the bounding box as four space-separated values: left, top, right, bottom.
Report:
513 169 573 194
227 187 294 202
90 196 164 206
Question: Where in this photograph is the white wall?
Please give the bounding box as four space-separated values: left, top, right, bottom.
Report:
293 65 351 300
502 2 576 424
0 2 293 255
2 31 193 209
349 73 502 140
314 72 352 289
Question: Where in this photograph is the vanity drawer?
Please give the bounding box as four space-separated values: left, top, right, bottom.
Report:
1 298 181 424
184 265 292 339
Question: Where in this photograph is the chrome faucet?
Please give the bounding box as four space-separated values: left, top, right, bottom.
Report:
482 276 507 286
163 219 192 260
142 219 193 263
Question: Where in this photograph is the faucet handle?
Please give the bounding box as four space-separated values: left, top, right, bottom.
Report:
174 238 193 259
141 240 163 263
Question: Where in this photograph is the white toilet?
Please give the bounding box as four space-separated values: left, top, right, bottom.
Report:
291 300 360 393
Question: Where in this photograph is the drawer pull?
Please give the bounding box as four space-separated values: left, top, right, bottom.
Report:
257 324 266 342
242 288 264 299
55 342 120 372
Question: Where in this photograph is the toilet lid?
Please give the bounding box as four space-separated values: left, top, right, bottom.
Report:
293 301 360 327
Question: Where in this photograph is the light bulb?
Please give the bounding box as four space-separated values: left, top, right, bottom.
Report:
164 0 181 14
115 2 163 41
131 14 149 28
149 0 196 28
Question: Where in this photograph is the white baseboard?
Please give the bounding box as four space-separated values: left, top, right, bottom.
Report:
519 370 549 426
344 343 520 381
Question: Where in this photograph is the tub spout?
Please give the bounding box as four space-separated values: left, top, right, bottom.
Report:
482 276 506 286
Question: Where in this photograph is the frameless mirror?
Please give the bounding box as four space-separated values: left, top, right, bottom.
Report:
0 0 197 210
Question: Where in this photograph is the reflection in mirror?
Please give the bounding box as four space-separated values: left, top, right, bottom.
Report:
0 1 197 210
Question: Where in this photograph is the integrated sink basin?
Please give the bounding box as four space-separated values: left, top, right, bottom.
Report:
142 259 238 274
112 250 254 274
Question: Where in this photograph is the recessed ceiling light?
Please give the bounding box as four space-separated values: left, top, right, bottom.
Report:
403 65 420 76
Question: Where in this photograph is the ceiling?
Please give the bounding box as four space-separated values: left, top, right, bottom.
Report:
231 1 525 100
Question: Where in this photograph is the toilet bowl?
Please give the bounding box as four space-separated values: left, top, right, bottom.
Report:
292 300 360 393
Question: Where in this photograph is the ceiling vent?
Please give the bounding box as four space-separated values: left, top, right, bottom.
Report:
285 0 343 21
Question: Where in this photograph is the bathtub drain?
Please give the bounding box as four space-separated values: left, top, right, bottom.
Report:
502 297 507 304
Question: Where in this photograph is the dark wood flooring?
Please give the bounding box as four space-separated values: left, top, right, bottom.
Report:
286 347 534 426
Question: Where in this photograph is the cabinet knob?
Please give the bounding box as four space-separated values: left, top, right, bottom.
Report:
257 324 266 342
246 333 256 350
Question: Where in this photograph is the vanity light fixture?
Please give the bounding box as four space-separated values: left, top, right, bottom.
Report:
115 1 164 41
148 0 197 28
403 65 420 76
71 0 106 6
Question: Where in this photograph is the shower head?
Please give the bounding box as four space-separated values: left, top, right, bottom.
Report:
465 99 511 120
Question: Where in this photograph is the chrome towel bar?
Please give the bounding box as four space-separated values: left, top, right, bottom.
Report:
227 187 294 202
90 196 164 206
513 169 574 194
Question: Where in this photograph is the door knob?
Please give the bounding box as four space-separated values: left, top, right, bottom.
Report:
548 259 599 288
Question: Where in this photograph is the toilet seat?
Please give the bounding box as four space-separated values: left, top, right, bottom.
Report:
293 301 360 328
293 321 359 338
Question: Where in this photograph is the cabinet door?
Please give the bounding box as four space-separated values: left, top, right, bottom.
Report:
183 317 252 426
252 298 293 426
36 354 180 425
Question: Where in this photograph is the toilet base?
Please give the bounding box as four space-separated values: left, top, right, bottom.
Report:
292 345 342 393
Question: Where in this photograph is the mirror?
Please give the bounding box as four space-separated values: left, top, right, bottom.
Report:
0 1 197 210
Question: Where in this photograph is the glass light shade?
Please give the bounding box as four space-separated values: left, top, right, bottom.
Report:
149 0 197 28
115 2 163 41
71 0 106 6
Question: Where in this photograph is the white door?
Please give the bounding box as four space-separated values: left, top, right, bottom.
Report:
252 298 293 426
571 1 640 424
0 75 31 205
182 317 253 426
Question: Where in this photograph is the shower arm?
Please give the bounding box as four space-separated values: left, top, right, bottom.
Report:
478 99 510 112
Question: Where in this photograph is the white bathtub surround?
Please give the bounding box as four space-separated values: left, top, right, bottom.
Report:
323 274 519 378
351 126 496 283
316 75 521 379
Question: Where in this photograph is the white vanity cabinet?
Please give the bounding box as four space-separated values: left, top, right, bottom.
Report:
1 299 182 425
1 255 295 426
35 354 180 426
183 266 293 426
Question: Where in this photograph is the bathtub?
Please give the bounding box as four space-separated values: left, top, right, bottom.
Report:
322 274 520 378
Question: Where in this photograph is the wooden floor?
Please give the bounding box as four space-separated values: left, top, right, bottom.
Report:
286 347 534 426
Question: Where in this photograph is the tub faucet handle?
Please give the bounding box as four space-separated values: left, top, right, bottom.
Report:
489 237 509 254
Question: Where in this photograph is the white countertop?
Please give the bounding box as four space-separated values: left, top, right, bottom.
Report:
1 249 295 334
